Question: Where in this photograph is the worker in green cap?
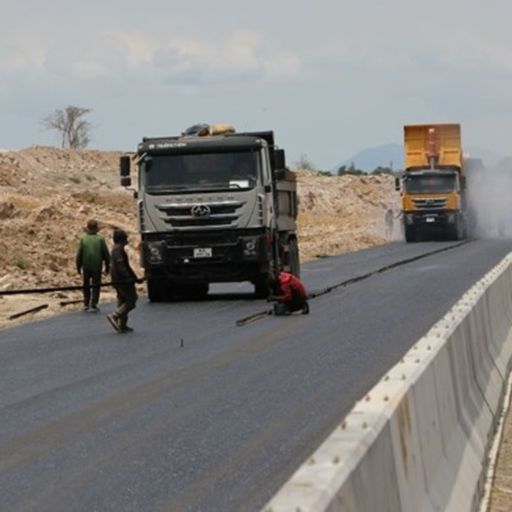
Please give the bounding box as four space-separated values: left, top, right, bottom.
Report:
76 219 110 312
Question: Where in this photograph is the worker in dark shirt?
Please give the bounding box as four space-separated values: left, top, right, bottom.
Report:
76 219 110 312
270 271 310 316
107 229 141 333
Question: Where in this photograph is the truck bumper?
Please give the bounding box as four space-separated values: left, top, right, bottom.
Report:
141 230 271 282
404 211 460 229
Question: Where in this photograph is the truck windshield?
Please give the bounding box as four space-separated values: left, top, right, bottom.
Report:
143 151 260 194
405 174 456 194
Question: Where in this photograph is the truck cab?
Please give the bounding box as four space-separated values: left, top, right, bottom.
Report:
120 126 299 301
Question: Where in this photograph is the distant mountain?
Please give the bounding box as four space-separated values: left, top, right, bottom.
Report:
333 143 505 173
333 144 403 173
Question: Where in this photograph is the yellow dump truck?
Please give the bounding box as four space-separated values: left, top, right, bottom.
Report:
396 123 468 242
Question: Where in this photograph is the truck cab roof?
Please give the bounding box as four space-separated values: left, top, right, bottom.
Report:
138 131 275 155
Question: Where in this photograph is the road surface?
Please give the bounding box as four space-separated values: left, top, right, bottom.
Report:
1 240 511 511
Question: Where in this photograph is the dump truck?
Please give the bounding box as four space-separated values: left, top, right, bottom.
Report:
396 123 468 242
119 125 299 301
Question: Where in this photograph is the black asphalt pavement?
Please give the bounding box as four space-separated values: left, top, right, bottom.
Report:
1 239 511 512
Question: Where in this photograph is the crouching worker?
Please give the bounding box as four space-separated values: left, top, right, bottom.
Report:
107 229 141 333
270 271 310 316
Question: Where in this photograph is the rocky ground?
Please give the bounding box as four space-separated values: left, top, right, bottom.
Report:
0 147 140 328
0 146 400 329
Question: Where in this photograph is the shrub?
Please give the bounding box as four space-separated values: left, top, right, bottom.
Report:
14 256 29 270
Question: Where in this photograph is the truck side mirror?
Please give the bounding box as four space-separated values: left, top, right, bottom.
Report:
274 149 285 171
121 176 132 187
120 155 131 177
394 177 400 191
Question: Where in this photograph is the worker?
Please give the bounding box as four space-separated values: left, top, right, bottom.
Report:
76 219 110 312
270 271 310 316
107 229 141 333
385 209 394 240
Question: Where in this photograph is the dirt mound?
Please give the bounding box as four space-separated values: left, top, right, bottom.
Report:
296 171 400 260
0 146 121 190
0 148 400 328
0 147 139 328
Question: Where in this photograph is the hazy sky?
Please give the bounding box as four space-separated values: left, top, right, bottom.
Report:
1 0 512 168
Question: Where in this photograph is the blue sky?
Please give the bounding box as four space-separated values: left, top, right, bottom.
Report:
1 0 512 168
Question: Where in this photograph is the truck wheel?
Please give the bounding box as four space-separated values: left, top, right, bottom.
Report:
178 282 209 300
404 225 417 243
191 282 209 299
288 238 301 277
451 218 464 241
460 219 467 240
254 275 269 298
147 277 166 302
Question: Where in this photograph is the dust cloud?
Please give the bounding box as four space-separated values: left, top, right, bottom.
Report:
466 158 512 239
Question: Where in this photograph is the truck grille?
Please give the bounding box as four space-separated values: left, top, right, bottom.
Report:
161 231 240 246
156 200 245 230
412 198 447 210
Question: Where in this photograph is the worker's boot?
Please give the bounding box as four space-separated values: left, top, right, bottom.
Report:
273 303 291 316
118 315 133 333
107 313 121 332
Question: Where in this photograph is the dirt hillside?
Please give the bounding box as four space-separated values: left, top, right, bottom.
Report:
0 147 400 328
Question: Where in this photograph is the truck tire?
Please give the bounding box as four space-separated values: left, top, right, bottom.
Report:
404 225 417 243
460 219 467 240
254 275 270 298
450 218 464 241
147 277 166 302
190 282 209 299
177 282 209 300
288 238 301 277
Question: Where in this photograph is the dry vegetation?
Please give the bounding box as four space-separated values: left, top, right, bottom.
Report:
0 147 400 329
297 171 400 259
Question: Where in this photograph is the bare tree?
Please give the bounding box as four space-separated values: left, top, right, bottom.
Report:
43 106 92 149
294 153 317 172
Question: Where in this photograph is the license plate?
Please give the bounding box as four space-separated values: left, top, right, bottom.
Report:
194 248 212 258
426 217 435 223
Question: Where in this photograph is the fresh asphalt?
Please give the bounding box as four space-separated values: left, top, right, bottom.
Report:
1 239 511 512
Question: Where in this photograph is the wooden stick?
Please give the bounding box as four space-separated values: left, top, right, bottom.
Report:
236 309 272 326
59 299 83 307
9 304 49 320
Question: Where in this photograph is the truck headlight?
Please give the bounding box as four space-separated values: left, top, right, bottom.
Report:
146 242 163 263
245 240 257 252
242 237 259 257
405 214 414 225
447 213 455 223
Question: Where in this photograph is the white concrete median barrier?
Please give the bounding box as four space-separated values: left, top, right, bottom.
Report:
264 253 512 512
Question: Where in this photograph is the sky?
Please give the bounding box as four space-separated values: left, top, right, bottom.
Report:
1 0 512 169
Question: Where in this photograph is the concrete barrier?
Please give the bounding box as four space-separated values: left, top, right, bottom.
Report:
264 253 512 512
